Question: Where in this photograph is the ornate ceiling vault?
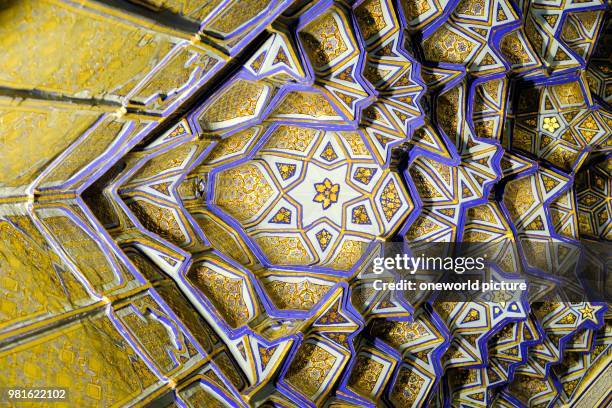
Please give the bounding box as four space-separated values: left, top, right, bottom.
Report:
0 0 610 407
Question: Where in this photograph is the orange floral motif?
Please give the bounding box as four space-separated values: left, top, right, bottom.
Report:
542 116 560 132
314 178 340 209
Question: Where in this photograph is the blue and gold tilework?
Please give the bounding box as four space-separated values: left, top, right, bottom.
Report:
0 0 610 407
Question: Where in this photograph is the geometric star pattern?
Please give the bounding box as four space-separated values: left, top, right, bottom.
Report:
0 0 609 407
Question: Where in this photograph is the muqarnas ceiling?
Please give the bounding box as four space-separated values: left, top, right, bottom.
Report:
0 0 610 407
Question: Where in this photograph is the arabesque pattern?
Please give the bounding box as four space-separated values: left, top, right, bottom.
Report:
0 0 610 407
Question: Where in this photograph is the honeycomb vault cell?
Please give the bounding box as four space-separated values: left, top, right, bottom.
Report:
0 0 610 407
211 126 413 270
